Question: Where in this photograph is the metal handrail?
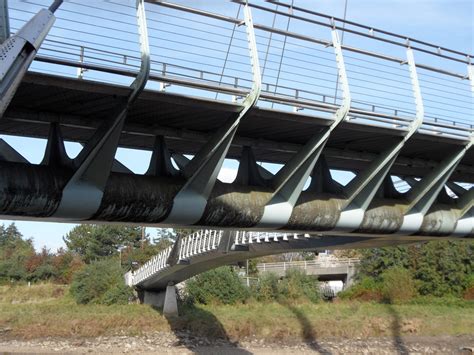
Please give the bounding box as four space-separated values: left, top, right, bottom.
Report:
9 0 473 140
256 258 360 270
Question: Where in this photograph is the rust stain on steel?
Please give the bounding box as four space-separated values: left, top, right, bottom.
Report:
0 162 67 216
199 182 272 227
93 173 184 223
287 192 345 230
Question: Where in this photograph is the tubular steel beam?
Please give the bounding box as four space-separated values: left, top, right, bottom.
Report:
336 47 424 231
164 3 262 225
52 0 150 220
258 27 351 228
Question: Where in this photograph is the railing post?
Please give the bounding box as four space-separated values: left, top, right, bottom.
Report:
0 0 10 44
77 46 86 79
407 47 424 128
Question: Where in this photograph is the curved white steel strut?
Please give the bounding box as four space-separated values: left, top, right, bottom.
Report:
259 26 351 228
164 3 262 225
53 0 151 220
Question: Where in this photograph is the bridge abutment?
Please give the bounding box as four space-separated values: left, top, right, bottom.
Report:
343 266 357 290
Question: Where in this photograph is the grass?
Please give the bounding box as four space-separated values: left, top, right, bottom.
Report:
0 284 473 341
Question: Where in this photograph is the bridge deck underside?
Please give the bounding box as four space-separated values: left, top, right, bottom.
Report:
2 73 473 182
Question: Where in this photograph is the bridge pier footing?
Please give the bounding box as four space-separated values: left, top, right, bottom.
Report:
140 285 179 317
163 285 178 317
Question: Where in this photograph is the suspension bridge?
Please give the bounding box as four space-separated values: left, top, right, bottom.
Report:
0 0 472 314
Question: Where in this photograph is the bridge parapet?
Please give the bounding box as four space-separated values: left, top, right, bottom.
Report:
257 258 360 274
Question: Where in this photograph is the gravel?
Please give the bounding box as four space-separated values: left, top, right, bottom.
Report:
0 333 472 354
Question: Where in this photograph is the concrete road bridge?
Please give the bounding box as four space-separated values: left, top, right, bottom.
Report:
0 0 473 310
256 257 359 287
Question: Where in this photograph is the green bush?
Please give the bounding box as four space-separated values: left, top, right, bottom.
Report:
255 272 279 302
338 276 382 301
381 266 416 304
70 258 133 305
278 268 320 303
101 283 134 305
185 266 249 305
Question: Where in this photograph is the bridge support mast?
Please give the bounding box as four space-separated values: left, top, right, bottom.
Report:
336 46 424 231
164 3 261 225
51 0 151 220
451 62 474 236
258 21 351 228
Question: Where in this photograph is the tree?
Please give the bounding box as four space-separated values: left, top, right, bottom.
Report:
0 223 35 282
63 225 143 263
356 240 474 298
358 245 411 280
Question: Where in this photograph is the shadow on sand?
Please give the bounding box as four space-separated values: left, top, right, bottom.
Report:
385 303 410 355
153 300 410 354
280 301 332 355
153 304 252 354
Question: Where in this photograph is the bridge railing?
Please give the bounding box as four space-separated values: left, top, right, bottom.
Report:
257 258 360 273
131 245 173 286
130 229 312 286
8 0 473 140
233 230 310 245
178 229 224 260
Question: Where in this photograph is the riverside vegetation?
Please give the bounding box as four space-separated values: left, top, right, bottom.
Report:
0 222 473 342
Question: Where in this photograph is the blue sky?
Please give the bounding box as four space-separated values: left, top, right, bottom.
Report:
1 0 472 251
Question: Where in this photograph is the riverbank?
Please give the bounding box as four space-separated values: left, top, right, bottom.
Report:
0 284 473 353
